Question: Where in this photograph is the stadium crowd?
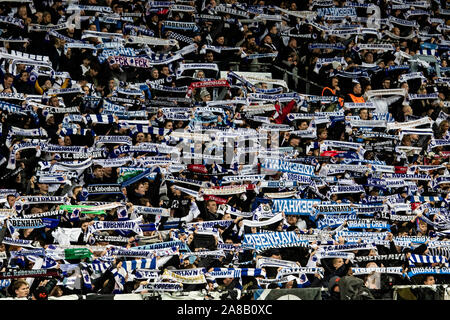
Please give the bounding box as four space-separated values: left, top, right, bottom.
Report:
0 0 448 300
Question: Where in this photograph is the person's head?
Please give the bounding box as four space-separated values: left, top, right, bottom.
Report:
332 258 344 269
286 215 298 226
13 279 30 298
215 35 225 46
364 51 374 63
382 78 391 89
263 34 272 44
359 108 369 120
289 136 301 147
161 66 170 76
46 113 55 125
269 24 278 35
151 68 159 79
49 96 59 107
92 165 103 178
298 120 309 130
205 52 214 63
318 127 328 141
423 275 435 285
3 73 14 88
331 76 339 88
19 71 29 82
37 182 49 193
164 121 173 130
222 277 233 286
64 135 72 146
134 181 146 196
439 120 449 134
89 63 100 77
135 132 145 143
393 27 401 36
43 11 52 24
200 89 211 102
352 82 362 95
7 194 16 208
206 200 217 214
402 104 413 116
195 70 205 79
288 37 297 49
82 54 92 66
170 185 182 197
418 219 428 235
18 5 28 17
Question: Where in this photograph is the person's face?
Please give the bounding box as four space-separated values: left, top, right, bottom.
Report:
152 69 159 79
287 215 298 225
264 35 272 44
289 38 297 48
165 122 173 130
18 6 27 16
271 252 281 259
424 276 435 285
90 68 99 77
38 183 48 192
197 71 205 78
223 277 233 286
207 201 217 214
418 221 427 234
222 213 231 220
353 83 362 95
359 109 368 120
299 121 308 130
206 53 214 62
365 53 373 63
331 77 339 88
51 97 59 107
135 183 146 195
136 133 145 142
103 167 112 176
382 79 391 88
30 207 43 214
35 12 43 22
333 258 344 269
4 77 13 88
7 195 15 207
64 136 72 146
15 283 30 298
403 105 413 116
319 130 328 140
94 168 103 178
202 93 211 102
161 67 169 76
23 228 33 237
216 36 225 45
289 138 300 147
20 72 29 82
43 13 52 23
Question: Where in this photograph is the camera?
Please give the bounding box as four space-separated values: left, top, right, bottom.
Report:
33 278 58 300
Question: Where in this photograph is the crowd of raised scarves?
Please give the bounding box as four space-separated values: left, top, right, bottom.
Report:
0 0 448 300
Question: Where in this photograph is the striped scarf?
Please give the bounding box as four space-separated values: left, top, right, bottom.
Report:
409 254 449 267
